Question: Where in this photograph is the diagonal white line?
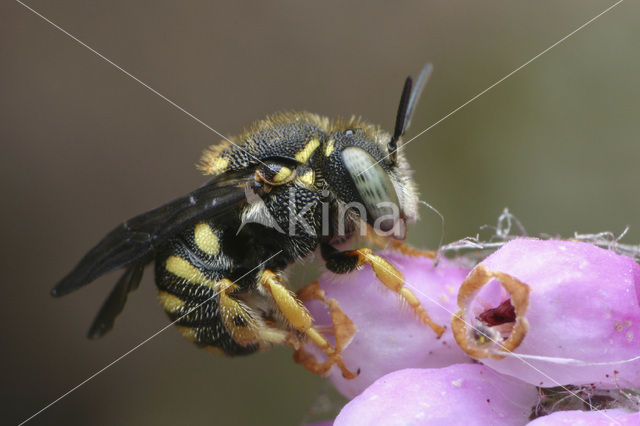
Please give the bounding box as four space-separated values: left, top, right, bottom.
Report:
19 250 282 425
15 0 266 167
14 0 628 424
358 0 626 177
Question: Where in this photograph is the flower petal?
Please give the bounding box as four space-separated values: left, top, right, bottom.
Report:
335 364 538 426
452 238 640 388
305 251 473 398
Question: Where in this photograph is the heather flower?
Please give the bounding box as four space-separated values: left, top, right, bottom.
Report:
334 364 539 426
304 251 473 398
526 409 640 425
451 238 640 388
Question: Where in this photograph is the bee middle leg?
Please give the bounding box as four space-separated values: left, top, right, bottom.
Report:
321 244 445 337
258 270 358 378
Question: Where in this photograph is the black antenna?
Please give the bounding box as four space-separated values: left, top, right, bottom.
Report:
389 77 412 163
388 63 433 163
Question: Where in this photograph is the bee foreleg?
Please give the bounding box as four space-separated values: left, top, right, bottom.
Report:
321 244 445 337
388 240 436 258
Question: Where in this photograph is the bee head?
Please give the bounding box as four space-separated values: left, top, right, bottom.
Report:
322 127 417 240
320 64 432 240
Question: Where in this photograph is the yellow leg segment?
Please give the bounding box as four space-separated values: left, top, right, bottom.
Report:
352 248 445 337
297 281 357 354
260 271 358 378
216 278 261 346
390 240 436 259
364 225 436 258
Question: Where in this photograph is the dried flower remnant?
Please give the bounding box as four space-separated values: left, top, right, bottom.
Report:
451 238 640 388
334 364 539 426
527 409 640 425
304 251 473 398
530 385 640 420
478 298 516 326
452 265 531 360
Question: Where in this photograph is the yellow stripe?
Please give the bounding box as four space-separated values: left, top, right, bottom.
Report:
299 170 314 186
207 156 229 175
213 156 229 170
272 166 293 183
295 138 320 163
176 326 198 342
194 222 220 255
324 139 335 157
165 255 214 288
157 291 185 313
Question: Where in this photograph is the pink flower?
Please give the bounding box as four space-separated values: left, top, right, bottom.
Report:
304 251 473 398
451 238 640 388
527 409 640 425
334 364 539 426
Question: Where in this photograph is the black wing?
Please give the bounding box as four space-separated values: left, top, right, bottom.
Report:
53 170 253 298
53 169 255 338
86 260 145 339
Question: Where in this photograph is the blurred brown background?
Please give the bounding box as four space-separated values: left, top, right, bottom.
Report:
2 1 639 425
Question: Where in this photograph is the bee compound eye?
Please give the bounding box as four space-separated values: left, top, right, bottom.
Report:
341 147 402 232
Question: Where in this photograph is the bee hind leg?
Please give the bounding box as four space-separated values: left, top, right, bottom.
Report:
295 281 358 376
258 271 358 379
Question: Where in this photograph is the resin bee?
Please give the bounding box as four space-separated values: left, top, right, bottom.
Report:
53 63 441 377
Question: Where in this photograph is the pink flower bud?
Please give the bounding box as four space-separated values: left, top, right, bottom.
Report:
304 251 473 398
527 409 640 425
335 364 539 425
451 238 640 388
